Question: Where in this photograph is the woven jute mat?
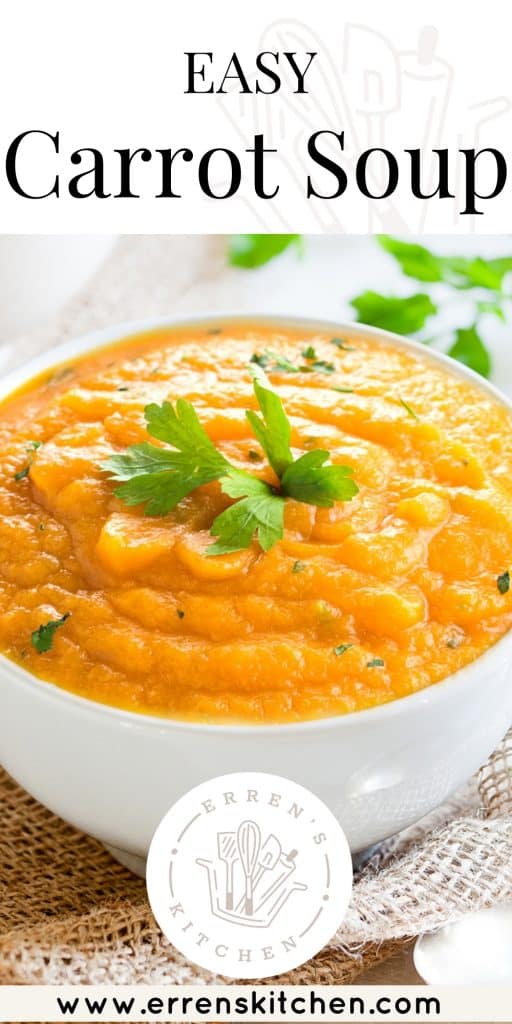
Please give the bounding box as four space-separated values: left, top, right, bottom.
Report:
1 728 511 985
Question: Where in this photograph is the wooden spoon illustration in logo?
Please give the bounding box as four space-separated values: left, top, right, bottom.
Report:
217 832 239 911
237 820 261 917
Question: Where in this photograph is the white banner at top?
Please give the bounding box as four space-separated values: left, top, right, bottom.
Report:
1 0 511 233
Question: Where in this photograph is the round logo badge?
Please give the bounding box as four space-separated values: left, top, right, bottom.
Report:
146 771 353 979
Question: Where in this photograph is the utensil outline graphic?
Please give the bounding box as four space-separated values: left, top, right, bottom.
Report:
237 819 261 916
234 831 282 914
217 831 238 911
195 823 308 928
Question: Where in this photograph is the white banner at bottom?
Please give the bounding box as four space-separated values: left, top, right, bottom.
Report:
0 985 511 1022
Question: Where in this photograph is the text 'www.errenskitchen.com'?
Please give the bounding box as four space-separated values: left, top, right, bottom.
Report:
0 983 444 1023
53 988 441 1020
8 982 512 1023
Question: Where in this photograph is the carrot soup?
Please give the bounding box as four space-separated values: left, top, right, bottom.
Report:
1 322 512 723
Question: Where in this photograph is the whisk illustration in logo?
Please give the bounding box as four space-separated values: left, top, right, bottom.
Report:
146 772 353 978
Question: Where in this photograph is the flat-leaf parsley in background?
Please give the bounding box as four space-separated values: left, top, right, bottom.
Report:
351 236 512 378
350 292 437 336
228 234 303 268
102 368 358 555
228 234 511 378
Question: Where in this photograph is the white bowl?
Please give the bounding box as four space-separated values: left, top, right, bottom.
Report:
1 314 511 865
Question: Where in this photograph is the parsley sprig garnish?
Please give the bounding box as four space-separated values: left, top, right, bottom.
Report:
101 368 358 556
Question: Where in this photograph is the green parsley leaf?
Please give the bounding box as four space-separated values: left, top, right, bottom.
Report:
292 560 305 574
333 643 353 656
379 237 512 293
281 450 358 508
102 442 224 516
442 256 512 292
31 613 70 653
246 366 293 477
208 493 285 555
497 571 510 594
220 470 270 501
367 657 385 668
228 234 302 269
378 236 444 282
102 400 230 515
447 325 491 378
351 291 437 335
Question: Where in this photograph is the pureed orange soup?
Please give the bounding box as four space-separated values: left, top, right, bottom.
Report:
1 321 512 723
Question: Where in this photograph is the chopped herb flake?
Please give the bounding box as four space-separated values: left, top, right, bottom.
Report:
331 337 354 351
14 440 43 481
367 657 385 668
398 397 419 420
271 352 301 373
310 359 336 374
176 609 185 619
332 386 354 394
250 348 336 376
292 560 306 574
497 571 510 594
302 345 317 360
31 613 70 654
334 643 353 656
446 636 462 649
250 349 300 373
250 351 270 369
248 449 262 462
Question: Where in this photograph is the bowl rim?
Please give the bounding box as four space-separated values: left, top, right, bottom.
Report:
2 309 512 736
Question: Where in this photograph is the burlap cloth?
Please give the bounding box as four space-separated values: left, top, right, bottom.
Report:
1 237 512 985
0 730 511 985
